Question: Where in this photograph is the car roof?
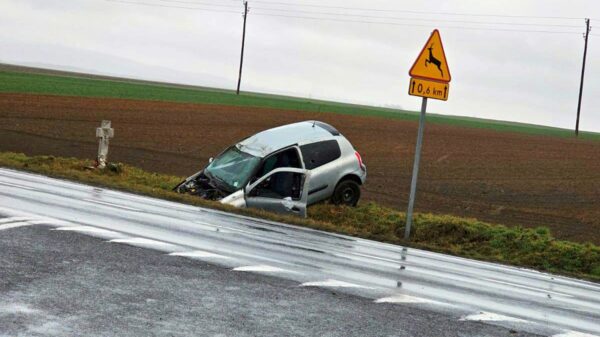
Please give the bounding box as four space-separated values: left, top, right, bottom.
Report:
237 121 339 158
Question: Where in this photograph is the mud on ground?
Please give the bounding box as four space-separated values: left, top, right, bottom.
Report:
1 93 599 244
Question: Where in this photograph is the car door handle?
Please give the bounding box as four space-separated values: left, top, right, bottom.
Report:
291 206 301 213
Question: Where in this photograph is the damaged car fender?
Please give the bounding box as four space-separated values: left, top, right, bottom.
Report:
219 189 245 208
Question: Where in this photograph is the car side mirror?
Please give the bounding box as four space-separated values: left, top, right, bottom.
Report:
208 157 214 164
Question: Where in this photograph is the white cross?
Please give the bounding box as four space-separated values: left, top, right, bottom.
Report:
95 120 114 169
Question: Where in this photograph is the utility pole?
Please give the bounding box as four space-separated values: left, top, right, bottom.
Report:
236 1 248 95
575 18 590 136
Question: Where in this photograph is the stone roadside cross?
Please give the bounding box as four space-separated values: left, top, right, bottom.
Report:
95 120 114 169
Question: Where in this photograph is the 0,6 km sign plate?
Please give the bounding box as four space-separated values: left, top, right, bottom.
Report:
408 77 449 101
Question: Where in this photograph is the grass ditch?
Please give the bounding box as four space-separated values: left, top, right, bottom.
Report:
1 151 599 282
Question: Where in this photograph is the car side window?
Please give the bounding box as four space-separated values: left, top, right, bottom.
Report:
300 140 341 170
250 172 304 200
256 148 301 179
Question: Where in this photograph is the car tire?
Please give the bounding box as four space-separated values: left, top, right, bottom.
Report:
331 180 361 207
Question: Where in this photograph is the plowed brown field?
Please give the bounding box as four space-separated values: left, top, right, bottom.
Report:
1 93 599 244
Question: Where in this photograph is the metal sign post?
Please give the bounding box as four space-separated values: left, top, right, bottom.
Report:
404 97 427 240
404 29 451 240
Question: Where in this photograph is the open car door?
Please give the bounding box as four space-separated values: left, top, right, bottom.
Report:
245 167 310 217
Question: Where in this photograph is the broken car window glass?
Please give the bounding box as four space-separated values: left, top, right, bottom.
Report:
205 147 260 191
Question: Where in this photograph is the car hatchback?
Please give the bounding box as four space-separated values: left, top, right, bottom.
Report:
175 121 366 217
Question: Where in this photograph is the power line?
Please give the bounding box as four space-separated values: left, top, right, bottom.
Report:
103 0 586 34
251 12 582 34
156 0 239 7
251 7 582 28
104 0 242 13
251 0 584 20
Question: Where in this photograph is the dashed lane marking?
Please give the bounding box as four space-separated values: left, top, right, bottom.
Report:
27 219 68 225
0 217 33 224
375 294 435 304
169 250 231 259
300 279 372 289
460 311 527 323
0 217 69 230
233 265 291 273
109 237 175 248
54 226 121 237
0 221 34 231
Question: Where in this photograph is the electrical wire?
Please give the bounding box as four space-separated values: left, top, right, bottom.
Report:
156 0 240 7
250 6 582 28
250 0 584 20
103 0 586 34
105 0 242 13
251 12 582 34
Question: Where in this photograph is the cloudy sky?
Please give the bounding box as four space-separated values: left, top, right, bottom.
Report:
1 0 599 132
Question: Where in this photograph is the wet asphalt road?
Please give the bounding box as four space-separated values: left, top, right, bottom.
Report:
1 225 535 337
1 168 599 337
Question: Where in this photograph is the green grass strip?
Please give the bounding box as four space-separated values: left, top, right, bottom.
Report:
1 151 598 282
1 70 599 140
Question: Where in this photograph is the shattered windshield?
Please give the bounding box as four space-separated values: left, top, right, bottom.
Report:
205 146 260 192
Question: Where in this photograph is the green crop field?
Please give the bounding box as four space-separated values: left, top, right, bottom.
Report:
1 67 598 140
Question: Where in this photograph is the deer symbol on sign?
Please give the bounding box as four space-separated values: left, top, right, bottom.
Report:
424 43 444 77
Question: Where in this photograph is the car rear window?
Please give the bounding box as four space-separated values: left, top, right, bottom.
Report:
300 140 341 169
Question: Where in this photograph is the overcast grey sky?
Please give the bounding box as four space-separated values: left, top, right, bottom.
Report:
1 0 599 132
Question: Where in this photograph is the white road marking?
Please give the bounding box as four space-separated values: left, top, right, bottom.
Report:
0 302 40 315
27 219 68 225
553 331 600 337
109 238 173 247
375 294 434 304
0 221 33 231
481 277 574 298
0 217 33 224
233 265 290 273
0 216 67 228
54 226 120 236
83 198 141 212
460 311 527 323
0 181 35 190
300 279 372 289
169 250 230 259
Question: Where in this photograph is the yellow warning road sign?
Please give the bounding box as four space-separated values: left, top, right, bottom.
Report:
404 29 451 240
408 77 449 101
409 29 451 83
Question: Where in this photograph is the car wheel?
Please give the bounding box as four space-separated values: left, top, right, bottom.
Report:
332 180 361 206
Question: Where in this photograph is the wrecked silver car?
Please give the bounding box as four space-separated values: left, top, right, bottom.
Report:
174 121 366 217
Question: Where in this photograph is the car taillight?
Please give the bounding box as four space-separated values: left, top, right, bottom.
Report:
355 151 366 172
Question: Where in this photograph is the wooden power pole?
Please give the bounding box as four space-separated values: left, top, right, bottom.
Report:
236 1 248 95
575 18 591 136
